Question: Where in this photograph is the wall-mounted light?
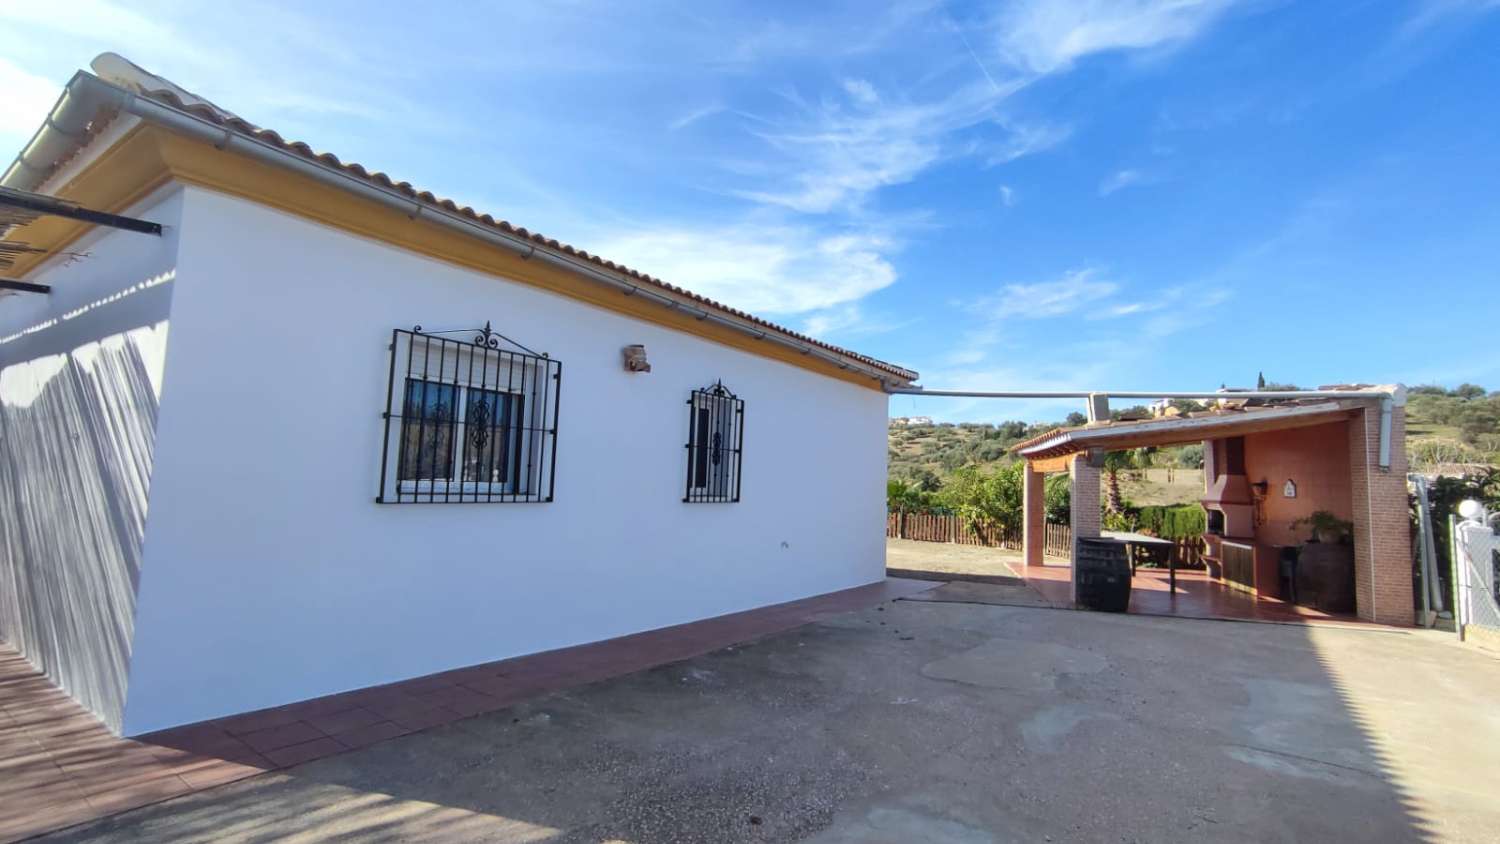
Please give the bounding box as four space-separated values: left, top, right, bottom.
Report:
622 344 651 373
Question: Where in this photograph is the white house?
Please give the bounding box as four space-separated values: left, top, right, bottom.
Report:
0 55 918 736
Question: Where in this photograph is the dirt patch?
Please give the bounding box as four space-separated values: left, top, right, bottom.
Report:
885 538 1025 582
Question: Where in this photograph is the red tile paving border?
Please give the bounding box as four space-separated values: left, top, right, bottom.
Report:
0 577 934 843
1021 564 1376 627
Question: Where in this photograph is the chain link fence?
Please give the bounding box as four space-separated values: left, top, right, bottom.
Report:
1454 520 1500 639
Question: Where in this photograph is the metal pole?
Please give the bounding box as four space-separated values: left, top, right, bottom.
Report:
1450 514 1464 642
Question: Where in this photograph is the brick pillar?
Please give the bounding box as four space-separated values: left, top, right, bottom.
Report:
1069 453 1101 605
1348 398 1415 626
1023 461 1045 569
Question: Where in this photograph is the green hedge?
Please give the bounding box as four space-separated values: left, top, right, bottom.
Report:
1135 504 1206 539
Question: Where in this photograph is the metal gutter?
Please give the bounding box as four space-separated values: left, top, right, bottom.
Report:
3 72 98 191
2 72 916 388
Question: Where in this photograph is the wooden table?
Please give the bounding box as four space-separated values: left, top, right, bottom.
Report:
1104 531 1180 591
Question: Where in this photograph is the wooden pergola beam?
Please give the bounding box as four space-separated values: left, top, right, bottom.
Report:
0 186 162 236
1027 454 1075 474
0 278 50 294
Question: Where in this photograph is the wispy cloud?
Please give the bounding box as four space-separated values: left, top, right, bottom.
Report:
0 0 432 146
1401 0 1500 35
0 58 60 141
985 118 1074 165
977 268 1120 318
668 104 724 132
728 2 1223 217
589 225 898 315
734 83 993 214
1098 168 1147 196
0 0 1244 357
799 303 910 340
994 0 1238 75
841 78 880 106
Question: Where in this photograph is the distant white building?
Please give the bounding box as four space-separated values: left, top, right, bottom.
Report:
891 415 934 426
0 55 919 735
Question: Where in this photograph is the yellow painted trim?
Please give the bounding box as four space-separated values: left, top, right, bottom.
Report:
11 124 896 392
7 125 173 278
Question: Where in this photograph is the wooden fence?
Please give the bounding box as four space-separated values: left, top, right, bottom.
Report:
1167 537 1206 568
886 512 1072 557
887 511 1206 568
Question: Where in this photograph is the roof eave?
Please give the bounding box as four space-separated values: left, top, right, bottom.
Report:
3 67 919 389
1015 401 1364 459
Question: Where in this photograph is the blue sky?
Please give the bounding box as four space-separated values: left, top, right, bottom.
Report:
3 0 1497 422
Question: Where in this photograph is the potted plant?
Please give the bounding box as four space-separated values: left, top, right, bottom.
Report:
1292 510 1354 544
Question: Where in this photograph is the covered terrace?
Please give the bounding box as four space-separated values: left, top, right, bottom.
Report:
1008 388 1415 626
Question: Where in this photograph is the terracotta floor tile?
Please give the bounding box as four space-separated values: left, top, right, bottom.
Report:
0 775 90 807
65 761 191 797
305 706 384 735
458 674 548 699
173 758 268 791
361 694 442 721
143 731 266 766
1020 565 1367 625
332 720 409 749
0 797 97 843
0 747 59 776
393 675 457 695
238 721 326 754
0 579 930 840
261 737 344 768
0 735 43 761
385 705 460 732
443 690 504 718
139 721 232 746
83 773 192 814
215 706 305 736
278 695 361 720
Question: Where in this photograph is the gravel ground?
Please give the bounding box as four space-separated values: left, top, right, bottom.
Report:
884 537 1035 583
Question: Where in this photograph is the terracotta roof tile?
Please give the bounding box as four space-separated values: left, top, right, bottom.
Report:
129 86 917 382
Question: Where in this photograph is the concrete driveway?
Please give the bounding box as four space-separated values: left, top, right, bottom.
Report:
41 596 1500 843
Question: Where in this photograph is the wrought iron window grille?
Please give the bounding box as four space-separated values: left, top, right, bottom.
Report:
684 381 744 503
377 322 561 504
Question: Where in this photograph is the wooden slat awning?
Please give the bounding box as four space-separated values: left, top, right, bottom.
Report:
1017 401 1362 460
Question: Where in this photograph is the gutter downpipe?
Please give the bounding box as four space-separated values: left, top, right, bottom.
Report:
3 74 912 389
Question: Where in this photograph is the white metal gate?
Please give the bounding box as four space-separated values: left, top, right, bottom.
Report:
1454 519 1500 638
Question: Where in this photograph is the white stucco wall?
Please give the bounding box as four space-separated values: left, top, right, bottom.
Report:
0 187 179 732
122 186 889 734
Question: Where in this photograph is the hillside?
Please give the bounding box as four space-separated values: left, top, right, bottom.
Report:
887 420 1205 506
888 383 1500 506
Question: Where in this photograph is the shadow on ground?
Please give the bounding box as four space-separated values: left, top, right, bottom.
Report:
38 595 1500 843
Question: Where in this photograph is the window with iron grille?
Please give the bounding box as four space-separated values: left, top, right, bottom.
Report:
377 322 561 503
684 381 743 503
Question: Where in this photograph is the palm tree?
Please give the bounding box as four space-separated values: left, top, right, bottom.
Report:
1102 450 1134 514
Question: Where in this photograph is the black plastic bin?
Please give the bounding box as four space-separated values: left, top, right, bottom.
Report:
1074 538 1132 612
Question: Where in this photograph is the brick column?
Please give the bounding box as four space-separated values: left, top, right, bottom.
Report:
1348 399 1415 626
1069 453 1101 606
1023 461 1045 569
